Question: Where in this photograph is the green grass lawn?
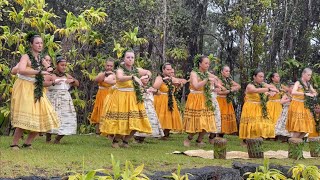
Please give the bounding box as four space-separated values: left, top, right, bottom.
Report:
0 134 319 178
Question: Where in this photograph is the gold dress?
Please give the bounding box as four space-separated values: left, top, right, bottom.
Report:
11 67 60 132
217 95 237 134
286 88 316 134
239 92 275 139
154 83 183 131
90 82 113 124
99 79 152 135
183 84 216 133
267 93 282 124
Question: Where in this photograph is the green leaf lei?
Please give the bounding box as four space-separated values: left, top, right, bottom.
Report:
27 51 44 103
221 76 235 103
298 79 320 132
120 65 143 103
193 68 214 111
252 82 269 119
271 83 284 98
161 75 174 111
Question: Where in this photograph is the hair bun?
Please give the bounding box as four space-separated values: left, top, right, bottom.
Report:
56 55 66 63
25 31 40 43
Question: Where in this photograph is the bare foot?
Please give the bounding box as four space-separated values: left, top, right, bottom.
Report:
209 138 215 145
112 142 119 148
196 141 205 147
183 139 191 147
120 143 130 148
10 145 20 150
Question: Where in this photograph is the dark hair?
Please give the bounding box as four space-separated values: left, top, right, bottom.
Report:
160 62 171 73
288 81 295 86
221 65 230 73
251 69 264 80
26 31 41 44
56 55 66 64
269 72 278 82
193 55 208 68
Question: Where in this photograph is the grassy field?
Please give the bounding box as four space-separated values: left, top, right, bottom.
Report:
0 134 319 178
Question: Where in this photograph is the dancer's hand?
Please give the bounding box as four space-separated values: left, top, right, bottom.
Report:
269 87 279 93
41 71 50 75
133 76 143 86
55 79 65 85
305 93 315 97
162 76 170 81
66 78 75 84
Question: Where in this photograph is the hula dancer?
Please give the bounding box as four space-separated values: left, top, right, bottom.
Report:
239 69 279 141
90 58 115 134
208 71 222 143
216 65 240 137
183 55 217 147
99 50 152 148
275 82 294 142
45 56 79 144
267 72 287 125
153 63 183 139
287 68 318 138
10 33 59 150
134 76 164 143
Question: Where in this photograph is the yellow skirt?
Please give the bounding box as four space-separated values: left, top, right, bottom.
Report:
154 94 183 131
217 97 237 134
239 102 275 139
90 89 110 124
267 100 282 124
99 89 152 135
286 100 316 133
11 79 60 132
309 113 320 137
183 93 216 133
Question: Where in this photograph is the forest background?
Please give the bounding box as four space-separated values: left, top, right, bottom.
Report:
1 0 320 135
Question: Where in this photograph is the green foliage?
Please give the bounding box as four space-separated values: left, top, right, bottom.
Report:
68 154 149 180
289 164 320 180
78 124 95 134
166 48 188 61
288 142 305 160
163 164 192 180
121 27 148 48
244 159 287 180
71 88 86 110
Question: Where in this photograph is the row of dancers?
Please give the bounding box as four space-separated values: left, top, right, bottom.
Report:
9 33 319 150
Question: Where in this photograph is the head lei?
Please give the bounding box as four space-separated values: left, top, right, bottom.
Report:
56 55 67 64
25 31 41 43
193 54 202 68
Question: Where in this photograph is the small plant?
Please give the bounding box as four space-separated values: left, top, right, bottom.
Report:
244 159 287 180
78 124 95 134
68 154 149 180
289 164 320 180
288 141 304 160
163 164 192 180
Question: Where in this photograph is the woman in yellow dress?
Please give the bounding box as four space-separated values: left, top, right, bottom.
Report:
99 50 152 148
183 55 216 147
239 69 279 140
266 72 287 126
153 63 183 139
287 68 318 138
217 65 240 136
90 58 115 134
10 33 59 150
